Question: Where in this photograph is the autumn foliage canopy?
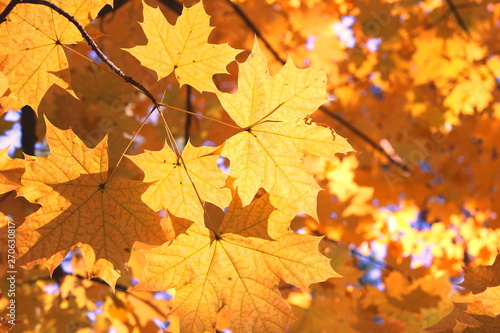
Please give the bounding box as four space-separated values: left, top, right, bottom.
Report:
0 0 499 332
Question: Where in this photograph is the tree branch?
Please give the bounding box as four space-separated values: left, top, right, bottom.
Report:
312 230 412 279
224 0 286 64
444 0 470 35
25 270 171 319
22 0 159 107
184 85 193 146
21 106 37 155
224 0 411 172
158 0 182 15
319 106 411 172
0 0 21 23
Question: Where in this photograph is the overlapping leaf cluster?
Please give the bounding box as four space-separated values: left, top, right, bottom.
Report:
0 0 352 331
1 0 500 332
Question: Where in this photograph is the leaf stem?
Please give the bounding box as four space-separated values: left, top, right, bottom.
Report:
158 103 241 130
107 107 159 182
157 107 219 234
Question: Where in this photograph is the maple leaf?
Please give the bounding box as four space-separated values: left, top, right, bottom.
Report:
0 0 112 114
476 286 500 316
460 254 500 294
5 0 500 330
16 120 166 287
425 301 500 332
127 141 231 224
425 257 500 332
0 147 25 195
133 192 338 332
123 1 241 93
425 302 482 332
218 39 352 217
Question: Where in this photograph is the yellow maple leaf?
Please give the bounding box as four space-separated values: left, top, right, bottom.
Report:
123 0 241 93
16 119 166 287
133 192 338 332
218 39 352 218
0 147 25 195
443 67 495 124
476 286 500 316
127 141 231 224
0 0 111 114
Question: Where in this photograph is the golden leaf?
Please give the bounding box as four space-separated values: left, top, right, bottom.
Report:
16 119 166 287
133 192 338 332
218 39 352 217
123 1 241 93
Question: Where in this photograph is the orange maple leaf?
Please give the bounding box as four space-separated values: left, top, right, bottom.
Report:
460 254 500 294
0 147 25 195
133 191 339 332
425 301 500 332
16 120 166 287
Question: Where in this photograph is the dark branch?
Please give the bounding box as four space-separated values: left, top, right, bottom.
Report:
22 0 159 107
184 85 193 146
158 0 182 15
224 0 411 172
224 0 286 65
444 0 470 34
415 1 486 38
21 106 37 155
319 106 411 172
0 0 21 23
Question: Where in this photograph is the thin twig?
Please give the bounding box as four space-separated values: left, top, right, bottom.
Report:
107 108 156 181
319 106 411 172
312 230 412 279
224 0 286 64
22 0 158 107
124 290 171 319
0 0 21 23
412 1 485 38
224 0 412 172
444 0 470 35
157 108 219 233
24 272 171 318
420 8 451 34
184 85 193 146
